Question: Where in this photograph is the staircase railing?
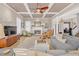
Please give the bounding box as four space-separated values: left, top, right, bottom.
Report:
72 25 79 35
72 26 77 30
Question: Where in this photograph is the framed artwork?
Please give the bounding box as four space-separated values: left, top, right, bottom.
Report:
58 22 70 34
64 22 70 30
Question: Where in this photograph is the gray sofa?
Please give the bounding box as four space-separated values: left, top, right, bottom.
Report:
50 36 76 50
63 35 79 48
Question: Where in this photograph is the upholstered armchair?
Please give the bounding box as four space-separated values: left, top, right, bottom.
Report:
40 29 54 39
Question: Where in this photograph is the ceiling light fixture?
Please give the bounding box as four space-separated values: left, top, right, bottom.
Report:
34 3 48 14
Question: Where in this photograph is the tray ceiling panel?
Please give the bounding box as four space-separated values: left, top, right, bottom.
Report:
49 3 70 12
7 3 27 12
28 3 49 12
6 3 71 19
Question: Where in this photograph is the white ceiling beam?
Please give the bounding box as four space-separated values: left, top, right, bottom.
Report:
17 12 58 14
42 3 54 18
24 3 33 18
23 18 52 20
47 12 58 14
17 12 29 14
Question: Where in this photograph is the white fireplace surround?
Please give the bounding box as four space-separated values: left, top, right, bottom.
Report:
32 27 43 35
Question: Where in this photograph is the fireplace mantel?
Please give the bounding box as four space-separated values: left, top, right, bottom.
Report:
32 27 43 35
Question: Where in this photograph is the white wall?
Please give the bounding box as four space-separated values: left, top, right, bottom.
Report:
0 4 23 26
16 17 22 34
0 4 24 35
25 21 32 32
52 19 58 36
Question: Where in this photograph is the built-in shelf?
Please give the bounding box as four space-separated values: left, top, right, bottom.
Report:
31 20 46 35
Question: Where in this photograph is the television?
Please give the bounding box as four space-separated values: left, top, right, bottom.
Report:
4 26 16 36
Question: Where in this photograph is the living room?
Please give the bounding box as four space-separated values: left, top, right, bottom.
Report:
1 3 79 56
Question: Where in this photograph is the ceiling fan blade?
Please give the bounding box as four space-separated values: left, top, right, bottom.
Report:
40 6 48 10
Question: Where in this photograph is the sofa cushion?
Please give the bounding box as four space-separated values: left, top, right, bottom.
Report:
63 35 79 48
51 36 76 50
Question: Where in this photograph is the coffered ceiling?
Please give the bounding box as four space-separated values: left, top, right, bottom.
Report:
6 3 71 19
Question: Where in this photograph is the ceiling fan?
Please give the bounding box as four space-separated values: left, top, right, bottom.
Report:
33 3 48 13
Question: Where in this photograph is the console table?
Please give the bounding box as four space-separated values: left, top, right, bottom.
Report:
0 35 20 48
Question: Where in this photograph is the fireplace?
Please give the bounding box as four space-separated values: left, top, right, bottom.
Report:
34 30 41 35
32 27 43 35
